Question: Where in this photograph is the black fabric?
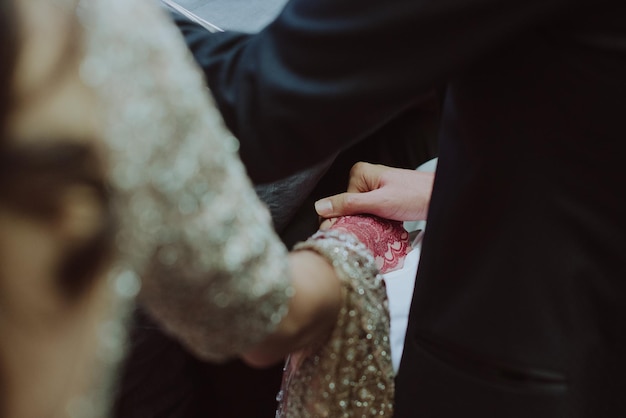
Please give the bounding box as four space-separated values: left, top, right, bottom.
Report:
172 1 626 416
174 0 618 184
113 308 283 418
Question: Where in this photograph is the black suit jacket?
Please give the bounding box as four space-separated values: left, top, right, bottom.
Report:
174 0 626 416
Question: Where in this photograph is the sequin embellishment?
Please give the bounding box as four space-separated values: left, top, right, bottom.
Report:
79 0 292 362
284 230 395 417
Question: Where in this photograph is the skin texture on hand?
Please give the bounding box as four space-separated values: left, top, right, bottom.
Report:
325 215 412 274
315 162 434 222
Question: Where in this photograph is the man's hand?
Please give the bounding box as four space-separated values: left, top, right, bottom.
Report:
314 162 434 222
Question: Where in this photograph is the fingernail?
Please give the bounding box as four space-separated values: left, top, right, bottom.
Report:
314 199 333 216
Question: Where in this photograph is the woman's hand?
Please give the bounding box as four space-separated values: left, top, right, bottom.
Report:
314 162 434 222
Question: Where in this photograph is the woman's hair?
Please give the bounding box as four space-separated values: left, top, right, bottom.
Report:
0 0 114 299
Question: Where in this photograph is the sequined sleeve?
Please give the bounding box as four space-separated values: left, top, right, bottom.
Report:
79 0 292 361
281 230 395 417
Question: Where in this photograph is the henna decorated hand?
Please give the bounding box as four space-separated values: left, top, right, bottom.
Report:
323 215 411 274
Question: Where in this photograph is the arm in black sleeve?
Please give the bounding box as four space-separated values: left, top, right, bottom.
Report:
173 0 571 183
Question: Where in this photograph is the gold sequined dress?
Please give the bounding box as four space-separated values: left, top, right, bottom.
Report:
79 0 394 415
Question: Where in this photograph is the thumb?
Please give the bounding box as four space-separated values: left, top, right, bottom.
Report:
314 190 387 218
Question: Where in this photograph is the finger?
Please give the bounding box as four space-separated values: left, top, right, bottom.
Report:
318 217 337 230
346 162 384 193
314 189 391 219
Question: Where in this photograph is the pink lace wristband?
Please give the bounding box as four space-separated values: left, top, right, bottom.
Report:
326 215 412 274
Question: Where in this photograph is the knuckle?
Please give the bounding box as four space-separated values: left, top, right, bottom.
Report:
350 161 369 176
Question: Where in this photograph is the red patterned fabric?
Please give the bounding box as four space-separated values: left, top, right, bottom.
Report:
328 215 411 274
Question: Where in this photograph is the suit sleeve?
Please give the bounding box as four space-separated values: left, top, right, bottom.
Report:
173 0 570 183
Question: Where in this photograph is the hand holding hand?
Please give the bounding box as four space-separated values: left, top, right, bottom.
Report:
314 162 434 222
